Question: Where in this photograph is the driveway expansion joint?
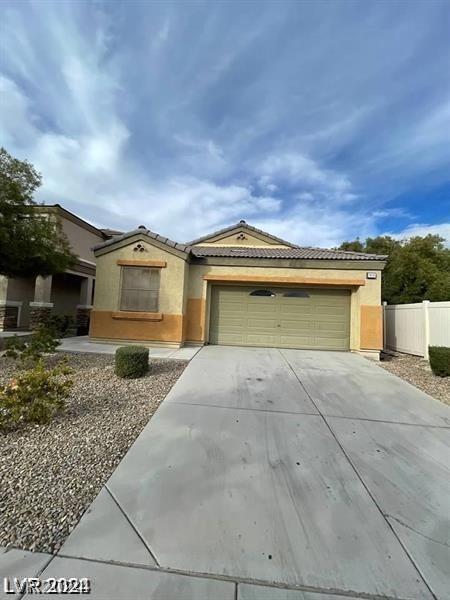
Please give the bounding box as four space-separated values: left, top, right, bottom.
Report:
320 413 450 429
104 484 160 567
169 399 320 417
48 552 415 600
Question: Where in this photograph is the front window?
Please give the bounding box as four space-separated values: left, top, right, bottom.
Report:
120 267 160 312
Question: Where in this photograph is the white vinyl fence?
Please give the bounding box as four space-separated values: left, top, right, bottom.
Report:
383 301 450 359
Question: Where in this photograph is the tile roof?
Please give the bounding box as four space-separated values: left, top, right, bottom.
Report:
190 246 387 261
93 227 190 253
93 221 387 261
100 228 123 238
185 220 296 247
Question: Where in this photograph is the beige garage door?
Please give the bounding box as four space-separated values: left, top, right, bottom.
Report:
209 285 350 350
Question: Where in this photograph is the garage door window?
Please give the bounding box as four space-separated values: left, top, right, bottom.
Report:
283 290 310 298
249 289 275 297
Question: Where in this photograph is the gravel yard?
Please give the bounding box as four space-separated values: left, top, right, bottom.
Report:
0 352 187 554
378 351 450 405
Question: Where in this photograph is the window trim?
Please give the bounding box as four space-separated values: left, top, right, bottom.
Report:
112 311 163 321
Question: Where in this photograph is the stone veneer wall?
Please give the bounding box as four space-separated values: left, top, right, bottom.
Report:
29 306 52 330
0 305 19 330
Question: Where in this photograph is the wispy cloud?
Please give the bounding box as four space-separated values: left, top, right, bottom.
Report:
1 0 449 245
386 223 450 247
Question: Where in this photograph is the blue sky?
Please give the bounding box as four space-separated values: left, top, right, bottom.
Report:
1 0 449 247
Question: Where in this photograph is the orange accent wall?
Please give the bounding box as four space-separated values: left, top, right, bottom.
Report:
185 298 206 342
360 305 383 349
90 310 183 343
202 274 365 286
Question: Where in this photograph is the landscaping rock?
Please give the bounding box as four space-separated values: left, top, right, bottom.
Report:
0 352 187 553
378 352 449 405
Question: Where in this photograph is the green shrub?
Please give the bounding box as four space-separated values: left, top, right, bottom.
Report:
4 335 27 357
0 359 73 429
44 314 76 338
428 346 450 377
115 345 149 379
5 325 59 366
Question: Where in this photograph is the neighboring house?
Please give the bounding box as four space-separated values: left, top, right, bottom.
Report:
0 204 117 333
90 220 387 359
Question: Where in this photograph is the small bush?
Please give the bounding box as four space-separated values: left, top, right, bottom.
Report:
5 325 60 366
428 346 450 377
0 359 73 429
115 345 149 379
45 314 76 338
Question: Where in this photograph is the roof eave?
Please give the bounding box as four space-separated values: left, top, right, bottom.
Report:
93 229 189 258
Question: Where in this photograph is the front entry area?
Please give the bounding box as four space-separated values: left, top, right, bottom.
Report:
209 284 350 350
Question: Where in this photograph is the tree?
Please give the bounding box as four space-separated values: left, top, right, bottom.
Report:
338 238 365 252
0 148 75 278
338 234 450 304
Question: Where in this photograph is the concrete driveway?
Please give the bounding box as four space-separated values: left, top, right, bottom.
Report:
7 346 449 599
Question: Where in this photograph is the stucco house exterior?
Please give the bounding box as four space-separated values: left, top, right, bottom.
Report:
90 221 387 359
0 205 118 333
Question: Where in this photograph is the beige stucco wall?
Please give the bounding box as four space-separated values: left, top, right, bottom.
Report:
94 238 187 314
6 277 35 327
59 216 104 263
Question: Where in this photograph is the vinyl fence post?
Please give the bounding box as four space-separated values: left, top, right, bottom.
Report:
382 301 387 350
423 300 430 360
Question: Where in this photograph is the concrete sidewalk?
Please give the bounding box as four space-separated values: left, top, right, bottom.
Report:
57 335 201 360
2 346 449 599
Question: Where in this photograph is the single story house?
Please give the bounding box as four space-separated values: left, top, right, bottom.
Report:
90 221 387 359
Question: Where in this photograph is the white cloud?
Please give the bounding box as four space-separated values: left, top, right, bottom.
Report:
252 207 377 249
386 223 450 246
372 207 412 219
258 153 358 204
1 0 449 251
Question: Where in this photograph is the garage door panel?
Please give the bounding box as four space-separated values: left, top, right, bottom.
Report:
246 334 280 346
216 333 247 345
210 285 350 350
247 303 278 313
315 321 349 332
279 335 314 346
279 308 314 319
220 317 249 329
248 319 278 330
315 337 349 350
280 319 314 330
315 305 348 316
